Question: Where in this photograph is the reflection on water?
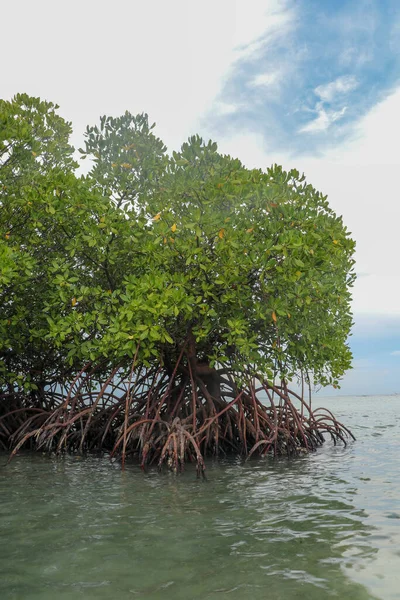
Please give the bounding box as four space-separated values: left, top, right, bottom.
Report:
0 395 399 600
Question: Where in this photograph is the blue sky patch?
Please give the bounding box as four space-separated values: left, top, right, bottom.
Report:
208 0 400 156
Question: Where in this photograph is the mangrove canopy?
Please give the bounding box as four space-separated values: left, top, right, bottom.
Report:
0 94 356 474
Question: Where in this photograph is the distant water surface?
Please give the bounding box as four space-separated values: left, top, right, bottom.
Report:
1 395 399 599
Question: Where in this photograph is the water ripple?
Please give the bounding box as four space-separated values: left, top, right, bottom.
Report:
0 396 399 599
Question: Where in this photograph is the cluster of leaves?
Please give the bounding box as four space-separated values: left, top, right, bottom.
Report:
0 94 355 395
145 137 355 386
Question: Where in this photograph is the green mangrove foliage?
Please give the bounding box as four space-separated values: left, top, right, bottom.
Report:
0 95 355 472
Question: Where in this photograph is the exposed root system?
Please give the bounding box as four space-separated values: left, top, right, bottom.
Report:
0 353 355 476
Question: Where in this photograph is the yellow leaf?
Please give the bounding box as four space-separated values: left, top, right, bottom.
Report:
287 313 291 319
153 213 161 221
295 270 302 277
31 151 37 157
5 232 10 240
71 297 77 307
169 237 175 243
171 223 177 233
121 163 132 169
246 227 254 233
218 228 225 239
163 237 167 244
333 239 338 245
217 183 223 189
272 311 277 323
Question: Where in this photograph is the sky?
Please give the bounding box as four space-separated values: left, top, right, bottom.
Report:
2 0 400 395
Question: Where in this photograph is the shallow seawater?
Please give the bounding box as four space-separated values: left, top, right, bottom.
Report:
1 395 400 599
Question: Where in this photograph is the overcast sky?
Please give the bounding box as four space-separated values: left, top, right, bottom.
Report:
3 0 400 394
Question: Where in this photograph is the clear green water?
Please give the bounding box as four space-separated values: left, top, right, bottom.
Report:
1 396 399 600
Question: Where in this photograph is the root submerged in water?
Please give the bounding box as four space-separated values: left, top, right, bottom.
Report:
0 354 355 477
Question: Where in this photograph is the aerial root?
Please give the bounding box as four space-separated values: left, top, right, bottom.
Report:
0 361 354 473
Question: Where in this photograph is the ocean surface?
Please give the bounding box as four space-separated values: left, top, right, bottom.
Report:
0 395 399 599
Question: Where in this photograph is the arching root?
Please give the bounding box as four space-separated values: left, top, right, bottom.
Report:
1 360 355 475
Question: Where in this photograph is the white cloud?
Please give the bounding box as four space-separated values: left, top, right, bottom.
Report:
391 351 400 356
217 132 271 167
250 72 279 88
299 75 359 134
315 75 359 103
299 106 347 133
351 274 400 315
213 102 239 116
330 86 400 165
235 4 295 60
340 47 372 68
